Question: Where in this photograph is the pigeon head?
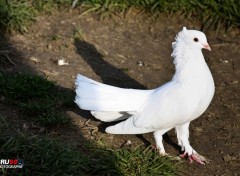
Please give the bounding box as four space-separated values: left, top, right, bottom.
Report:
180 27 211 51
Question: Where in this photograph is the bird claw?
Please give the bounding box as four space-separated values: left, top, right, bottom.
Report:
180 152 207 165
189 154 205 165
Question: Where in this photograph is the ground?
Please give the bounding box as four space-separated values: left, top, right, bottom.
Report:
1 9 240 175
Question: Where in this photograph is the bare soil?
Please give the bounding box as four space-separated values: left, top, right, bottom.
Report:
1 9 240 175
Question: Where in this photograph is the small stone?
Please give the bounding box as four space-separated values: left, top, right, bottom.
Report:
58 59 69 66
223 154 237 162
219 59 229 63
125 140 132 146
29 56 40 63
231 80 239 84
47 44 52 50
23 123 29 130
137 61 144 67
39 127 45 133
195 127 203 132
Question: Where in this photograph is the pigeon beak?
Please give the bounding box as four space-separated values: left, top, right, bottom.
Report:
202 43 211 51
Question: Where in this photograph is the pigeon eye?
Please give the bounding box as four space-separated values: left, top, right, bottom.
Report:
193 38 199 42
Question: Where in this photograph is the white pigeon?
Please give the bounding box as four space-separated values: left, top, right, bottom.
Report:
75 27 215 164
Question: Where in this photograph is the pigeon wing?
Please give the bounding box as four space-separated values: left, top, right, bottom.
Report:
106 82 200 134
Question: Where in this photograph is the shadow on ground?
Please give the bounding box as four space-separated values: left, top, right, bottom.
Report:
0 29 126 175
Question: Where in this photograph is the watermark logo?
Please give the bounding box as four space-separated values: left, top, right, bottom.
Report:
0 159 23 168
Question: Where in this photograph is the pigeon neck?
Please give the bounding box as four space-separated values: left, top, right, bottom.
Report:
171 41 206 81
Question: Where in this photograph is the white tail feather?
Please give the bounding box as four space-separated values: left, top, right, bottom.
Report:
91 111 136 122
75 74 153 112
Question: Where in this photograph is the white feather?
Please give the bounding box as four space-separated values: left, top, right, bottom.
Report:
91 111 136 122
75 74 153 112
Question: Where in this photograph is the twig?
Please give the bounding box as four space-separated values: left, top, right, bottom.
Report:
2 54 16 65
0 50 10 53
72 0 79 8
83 119 98 136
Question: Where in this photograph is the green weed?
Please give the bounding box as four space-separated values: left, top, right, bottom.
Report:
0 0 35 33
73 27 85 40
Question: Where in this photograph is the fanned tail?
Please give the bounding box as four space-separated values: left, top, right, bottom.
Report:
75 74 153 122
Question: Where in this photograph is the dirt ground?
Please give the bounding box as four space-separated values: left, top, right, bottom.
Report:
1 9 240 175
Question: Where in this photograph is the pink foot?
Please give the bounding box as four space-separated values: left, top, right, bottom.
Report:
180 152 207 165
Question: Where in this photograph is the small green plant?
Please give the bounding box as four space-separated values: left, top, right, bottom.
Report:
73 27 85 40
49 34 61 41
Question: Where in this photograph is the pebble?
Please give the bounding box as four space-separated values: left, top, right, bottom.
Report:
29 56 40 63
219 59 229 63
195 127 203 132
23 123 29 130
47 44 52 50
58 59 69 66
231 80 239 84
137 61 144 67
223 154 237 162
125 140 132 146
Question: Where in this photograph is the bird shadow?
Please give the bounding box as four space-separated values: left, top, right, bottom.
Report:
74 38 181 153
163 133 182 153
74 39 145 89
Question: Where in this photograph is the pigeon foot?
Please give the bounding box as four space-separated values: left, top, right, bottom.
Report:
180 152 208 165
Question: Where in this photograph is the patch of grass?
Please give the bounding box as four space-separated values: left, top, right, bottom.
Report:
0 73 56 100
81 0 240 30
0 0 239 32
0 0 72 32
0 117 179 176
109 146 179 176
0 0 35 33
0 73 71 126
0 130 92 175
32 0 72 12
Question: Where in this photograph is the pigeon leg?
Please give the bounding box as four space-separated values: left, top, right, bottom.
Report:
176 122 207 164
153 128 172 156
